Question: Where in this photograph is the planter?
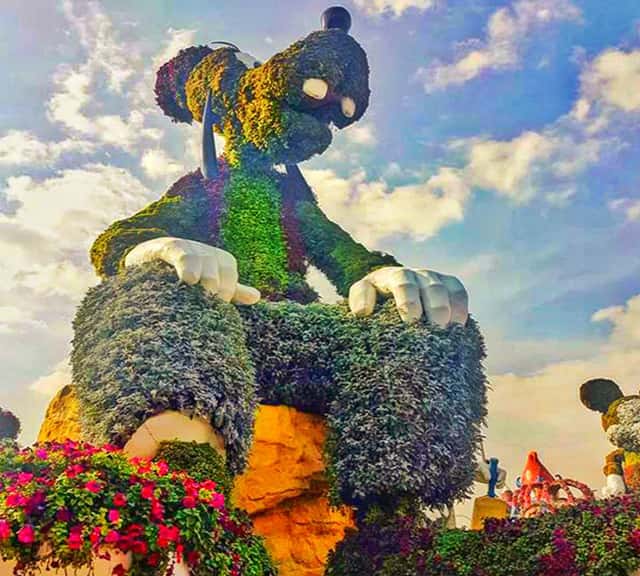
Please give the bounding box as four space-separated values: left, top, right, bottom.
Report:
0 550 191 575
0 548 131 576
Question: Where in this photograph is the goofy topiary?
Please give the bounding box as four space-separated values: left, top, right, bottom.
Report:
73 7 487 519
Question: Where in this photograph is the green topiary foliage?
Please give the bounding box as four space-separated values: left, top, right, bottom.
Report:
155 441 234 500
296 200 399 296
72 262 257 474
178 31 370 168
0 408 20 441
90 170 219 278
220 169 290 297
242 299 487 508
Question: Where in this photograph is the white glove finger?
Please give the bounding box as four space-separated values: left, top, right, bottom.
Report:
416 278 451 327
349 278 376 317
174 251 203 285
200 254 220 295
438 273 469 325
232 284 261 305
216 249 239 302
386 269 422 322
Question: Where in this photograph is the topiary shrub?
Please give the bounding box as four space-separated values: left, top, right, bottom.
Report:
155 441 233 500
72 261 257 475
0 408 20 441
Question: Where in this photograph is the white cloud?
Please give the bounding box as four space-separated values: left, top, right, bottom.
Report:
343 123 377 147
457 129 603 203
609 198 640 222
353 0 436 17
47 1 162 151
304 166 470 245
1 164 154 253
30 358 72 396
0 130 95 167
141 149 186 181
152 28 197 69
417 0 581 91
0 306 47 334
572 49 640 132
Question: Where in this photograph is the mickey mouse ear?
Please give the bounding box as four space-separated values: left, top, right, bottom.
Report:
321 6 352 32
580 378 623 414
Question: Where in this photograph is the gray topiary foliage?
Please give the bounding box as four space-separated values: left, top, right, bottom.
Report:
72 262 257 474
72 262 487 508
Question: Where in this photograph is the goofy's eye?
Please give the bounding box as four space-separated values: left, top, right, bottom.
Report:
341 97 356 118
302 78 329 100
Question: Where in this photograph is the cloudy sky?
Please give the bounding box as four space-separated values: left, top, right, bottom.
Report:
1 0 639 516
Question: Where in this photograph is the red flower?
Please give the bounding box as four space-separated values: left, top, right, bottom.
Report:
17 524 35 544
107 509 120 523
182 495 197 508
89 527 101 546
84 480 102 494
113 493 127 507
140 484 155 500
17 472 34 485
0 519 11 540
132 540 148 555
157 524 180 548
150 499 164 521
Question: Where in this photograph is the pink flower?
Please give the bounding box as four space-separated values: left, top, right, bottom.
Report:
68 531 83 550
210 493 225 510
107 509 120 523
104 530 120 544
182 495 196 509
0 519 11 540
17 524 35 544
35 448 48 459
16 472 33 485
84 480 102 494
156 461 169 476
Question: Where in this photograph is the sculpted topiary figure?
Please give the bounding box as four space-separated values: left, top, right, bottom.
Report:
73 6 487 531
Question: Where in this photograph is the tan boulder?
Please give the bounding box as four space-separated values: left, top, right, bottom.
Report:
38 388 353 576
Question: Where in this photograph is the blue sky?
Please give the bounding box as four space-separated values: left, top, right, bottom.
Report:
1 0 639 506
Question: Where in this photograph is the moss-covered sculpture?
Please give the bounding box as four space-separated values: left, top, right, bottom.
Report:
74 6 487 531
580 378 640 497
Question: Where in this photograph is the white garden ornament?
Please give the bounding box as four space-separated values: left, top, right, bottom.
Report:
124 410 226 459
126 238 469 327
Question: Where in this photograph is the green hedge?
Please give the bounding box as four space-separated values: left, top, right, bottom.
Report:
155 441 234 500
72 262 256 474
73 263 487 508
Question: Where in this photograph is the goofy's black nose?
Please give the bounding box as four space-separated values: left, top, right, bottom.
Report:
321 6 352 33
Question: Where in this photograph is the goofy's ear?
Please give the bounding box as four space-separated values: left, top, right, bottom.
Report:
580 378 623 414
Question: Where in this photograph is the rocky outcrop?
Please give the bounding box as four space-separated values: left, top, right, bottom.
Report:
233 405 354 576
38 387 353 576
38 385 82 443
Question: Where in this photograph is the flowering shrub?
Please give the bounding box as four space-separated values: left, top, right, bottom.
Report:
0 441 275 576
0 408 20 441
326 494 640 576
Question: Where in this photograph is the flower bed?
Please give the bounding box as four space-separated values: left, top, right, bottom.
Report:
0 441 275 576
326 494 640 576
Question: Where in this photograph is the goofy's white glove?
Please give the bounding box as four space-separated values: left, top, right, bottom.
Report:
349 267 468 326
125 237 260 305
